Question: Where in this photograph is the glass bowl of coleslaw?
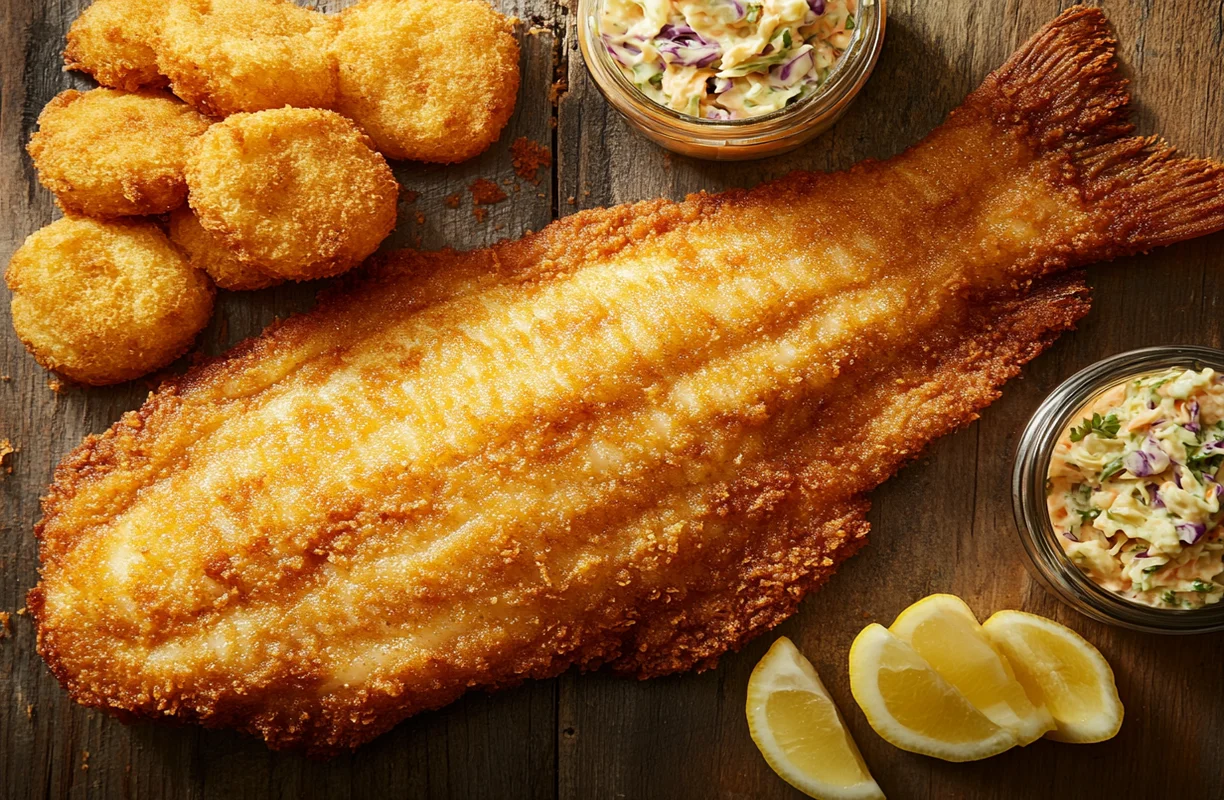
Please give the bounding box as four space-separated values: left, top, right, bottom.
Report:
577 0 885 160
1013 346 1224 634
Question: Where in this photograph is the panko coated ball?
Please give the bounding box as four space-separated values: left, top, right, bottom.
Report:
64 0 167 91
5 217 215 386
156 0 338 117
28 88 212 218
330 0 520 163
186 107 399 281
168 207 283 291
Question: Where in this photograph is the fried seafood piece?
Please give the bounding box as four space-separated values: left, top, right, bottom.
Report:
185 107 398 281
64 0 167 91
5 217 214 386
30 8 1224 754
168 207 283 292
156 0 337 117
330 0 520 163
27 88 212 219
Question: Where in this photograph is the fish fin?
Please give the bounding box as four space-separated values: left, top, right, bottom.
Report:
970 5 1224 254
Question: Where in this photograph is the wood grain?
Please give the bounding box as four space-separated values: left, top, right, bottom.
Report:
2 0 1222 797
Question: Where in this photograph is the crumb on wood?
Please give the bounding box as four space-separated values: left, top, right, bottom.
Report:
469 178 508 206
415 211 426 225
16 606 27 616
402 190 421 205
0 611 10 639
26 704 33 720
0 439 13 476
1 374 10 381
511 137 552 184
443 192 462 209
47 378 65 394
549 79 569 105
566 196 576 205
494 223 504 232
549 117 557 129
473 207 488 223
81 751 89 771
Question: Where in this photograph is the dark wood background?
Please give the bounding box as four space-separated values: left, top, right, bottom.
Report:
2 0 1222 797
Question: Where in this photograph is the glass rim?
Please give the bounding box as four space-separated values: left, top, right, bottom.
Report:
1012 346 1224 634
576 0 886 146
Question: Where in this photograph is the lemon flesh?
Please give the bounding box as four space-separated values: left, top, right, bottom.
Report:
889 594 1053 745
747 637 884 800
982 611 1124 743
849 623 1018 762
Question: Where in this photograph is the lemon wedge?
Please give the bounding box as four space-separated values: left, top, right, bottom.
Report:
746 637 885 800
888 594 1054 745
982 610 1123 743
848 623 1018 762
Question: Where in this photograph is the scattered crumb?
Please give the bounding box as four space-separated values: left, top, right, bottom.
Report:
0 611 10 639
415 212 426 225
0 439 13 475
582 189 591 197
402 190 421 205
469 178 508 206
537 193 546 199
511 138 552 184
527 25 551 36
26 704 33 720
566 196 576 205
473 207 489 223
16 606 27 616
549 117 557 129
494 223 505 232
47 378 65 394
549 79 568 105
1 374 10 381
443 192 462 209
81 751 89 771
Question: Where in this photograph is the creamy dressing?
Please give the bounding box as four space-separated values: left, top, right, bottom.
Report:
1047 368 1224 609
598 0 857 118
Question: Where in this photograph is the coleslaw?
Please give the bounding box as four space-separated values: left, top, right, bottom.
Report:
597 0 858 119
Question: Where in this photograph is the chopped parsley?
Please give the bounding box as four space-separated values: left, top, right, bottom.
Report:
1069 413 1121 442
1192 579 1215 593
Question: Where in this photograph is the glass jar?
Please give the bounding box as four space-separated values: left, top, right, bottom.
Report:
1013 346 1224 634
576 0 886 160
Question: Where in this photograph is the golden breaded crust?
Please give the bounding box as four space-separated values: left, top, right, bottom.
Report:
185 107 399 281
331 0 520 163
64 0 167 91
168 207 283 291
156 0 337 117
5 217 214 386
27 88 212 219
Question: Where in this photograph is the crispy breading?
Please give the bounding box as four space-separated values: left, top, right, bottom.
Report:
155 0 337 117
168 207 283 292
185 107 399 281
27 89 211 219
64 0 167 91
5 217 214 386
30 8 1224 754
330 0 520 163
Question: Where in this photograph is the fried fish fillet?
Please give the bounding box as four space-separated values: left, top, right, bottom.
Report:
31 8 1224 754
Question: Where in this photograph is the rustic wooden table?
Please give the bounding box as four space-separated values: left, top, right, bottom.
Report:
2 0 1222 797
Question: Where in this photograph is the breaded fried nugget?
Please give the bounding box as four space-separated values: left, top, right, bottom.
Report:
5 217 214 386
28 88 212 218
168 207 283 291
64 0 167 91
331 0 520 163
185 107 399 281
157 0 337 117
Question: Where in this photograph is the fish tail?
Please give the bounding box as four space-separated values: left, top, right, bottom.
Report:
971 5 1224 255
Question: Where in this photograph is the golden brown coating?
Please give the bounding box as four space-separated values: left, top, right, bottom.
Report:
64 0 167 91
6 217 214 386
330 0 520 163
168 207 283 291
185 107 399 281
30 8 1224 754
27 89 212 219
156 0 337 117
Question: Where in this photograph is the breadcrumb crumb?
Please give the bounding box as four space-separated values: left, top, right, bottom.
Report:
511 137 551 185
